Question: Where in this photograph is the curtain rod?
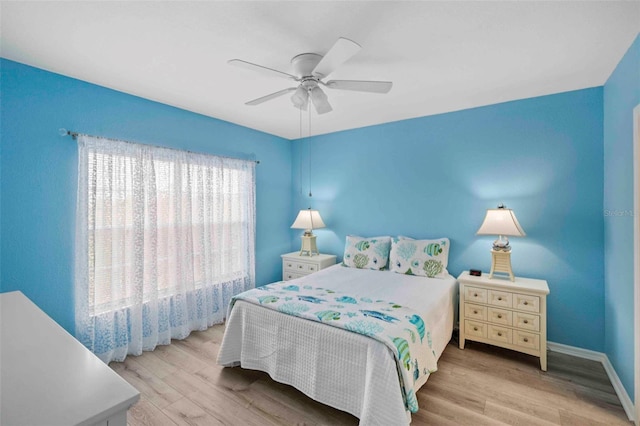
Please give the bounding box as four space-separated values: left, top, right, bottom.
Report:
58 128 260 164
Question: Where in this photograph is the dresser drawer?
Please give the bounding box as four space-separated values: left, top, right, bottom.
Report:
465 320 487 338
515 312 540 332
487 307 512 326
465 286 487 304
464 304 487 321
514 293 540 313
488 290 512 308
283 259 299 271
284 260 318 274
514 330 540 350
283 271 305 281
488 325 512 344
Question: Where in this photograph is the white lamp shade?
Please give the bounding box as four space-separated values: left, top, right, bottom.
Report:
476 208 526 237
291 209 326 231
291 86 308 110
310 87 333 114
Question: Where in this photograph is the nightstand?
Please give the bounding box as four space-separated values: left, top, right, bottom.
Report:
281 252 336 281
457 271 550 371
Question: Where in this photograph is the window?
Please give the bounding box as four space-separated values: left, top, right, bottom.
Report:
75 135 255 363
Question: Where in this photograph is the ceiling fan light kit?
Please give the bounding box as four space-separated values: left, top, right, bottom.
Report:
229 37 393 115
291 86 309 110
310 86 332 114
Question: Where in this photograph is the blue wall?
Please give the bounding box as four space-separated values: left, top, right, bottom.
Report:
0 59 292 334
292 88 605 351
604 34 640 401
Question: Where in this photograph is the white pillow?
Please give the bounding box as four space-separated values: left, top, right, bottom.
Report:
342 235 391 270
389 237 450 278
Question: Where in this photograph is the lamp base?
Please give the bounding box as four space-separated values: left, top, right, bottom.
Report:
299 235 319 256
488 249 515 281
492 235 511 251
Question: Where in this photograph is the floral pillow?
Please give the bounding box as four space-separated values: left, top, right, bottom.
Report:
342 236 392 270
389 237 450 278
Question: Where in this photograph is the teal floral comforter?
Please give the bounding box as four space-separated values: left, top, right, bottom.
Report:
231 281 437 413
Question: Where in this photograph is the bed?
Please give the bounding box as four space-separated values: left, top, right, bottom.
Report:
217 261 457 425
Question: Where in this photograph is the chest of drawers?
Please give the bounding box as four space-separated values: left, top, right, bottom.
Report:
281 252 336 281
1 292 139 425
457 271 550 371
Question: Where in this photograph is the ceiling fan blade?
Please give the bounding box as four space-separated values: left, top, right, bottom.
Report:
245 87 297 106
312 37 361 79
325 80 393 94
228 59 298 81
310 86 332 115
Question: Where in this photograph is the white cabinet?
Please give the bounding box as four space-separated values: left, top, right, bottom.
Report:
281 252 336 281
0 291 140 426
458 271 550 371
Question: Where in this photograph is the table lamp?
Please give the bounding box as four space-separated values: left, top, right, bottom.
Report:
476 204 526 281
291 208 326 256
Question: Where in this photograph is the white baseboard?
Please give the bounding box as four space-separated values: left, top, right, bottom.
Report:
548 341 635 422
547 341 604 362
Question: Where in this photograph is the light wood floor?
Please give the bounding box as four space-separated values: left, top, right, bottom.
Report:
111 325 631 425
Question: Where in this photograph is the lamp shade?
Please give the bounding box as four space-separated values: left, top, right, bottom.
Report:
310 87 333 115
291 86 308 110
476 207 526 237
291 209 326 231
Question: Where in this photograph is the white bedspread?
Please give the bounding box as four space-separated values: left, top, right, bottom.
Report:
217 265 457 425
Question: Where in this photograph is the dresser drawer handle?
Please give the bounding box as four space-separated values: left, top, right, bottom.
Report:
474 293 478 297
524 301 529 306
497 314 502 319
288 263 292 267
497 332 503 337
523 338 529 343
523 319 529 324
473 310 478 314
498 297 503 301
473 327 478 331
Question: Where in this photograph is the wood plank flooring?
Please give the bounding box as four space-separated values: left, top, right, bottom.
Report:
110 325 631 425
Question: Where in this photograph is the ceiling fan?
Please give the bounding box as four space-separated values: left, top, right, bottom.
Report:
229 37 392 115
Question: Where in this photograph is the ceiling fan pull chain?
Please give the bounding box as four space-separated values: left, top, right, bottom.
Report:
299 107 303 196
308 105 312 198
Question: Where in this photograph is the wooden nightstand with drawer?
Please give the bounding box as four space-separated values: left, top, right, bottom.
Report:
281 252 336 281
458 271 550 371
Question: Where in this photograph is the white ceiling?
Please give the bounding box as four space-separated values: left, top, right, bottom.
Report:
1 1 638 140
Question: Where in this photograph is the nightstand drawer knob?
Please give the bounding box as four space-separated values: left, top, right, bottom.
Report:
498 297 502 301
473 327 478 331
497 314 502 319
474 293 478 297
524 320 529 324
497 332 503 337
524 301 529 305
523 338 529 343
473 310 478 314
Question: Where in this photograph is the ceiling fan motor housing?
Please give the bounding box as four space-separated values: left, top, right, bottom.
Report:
291 53 324 78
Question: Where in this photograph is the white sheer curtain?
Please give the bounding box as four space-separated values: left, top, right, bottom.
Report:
75 135 255 363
